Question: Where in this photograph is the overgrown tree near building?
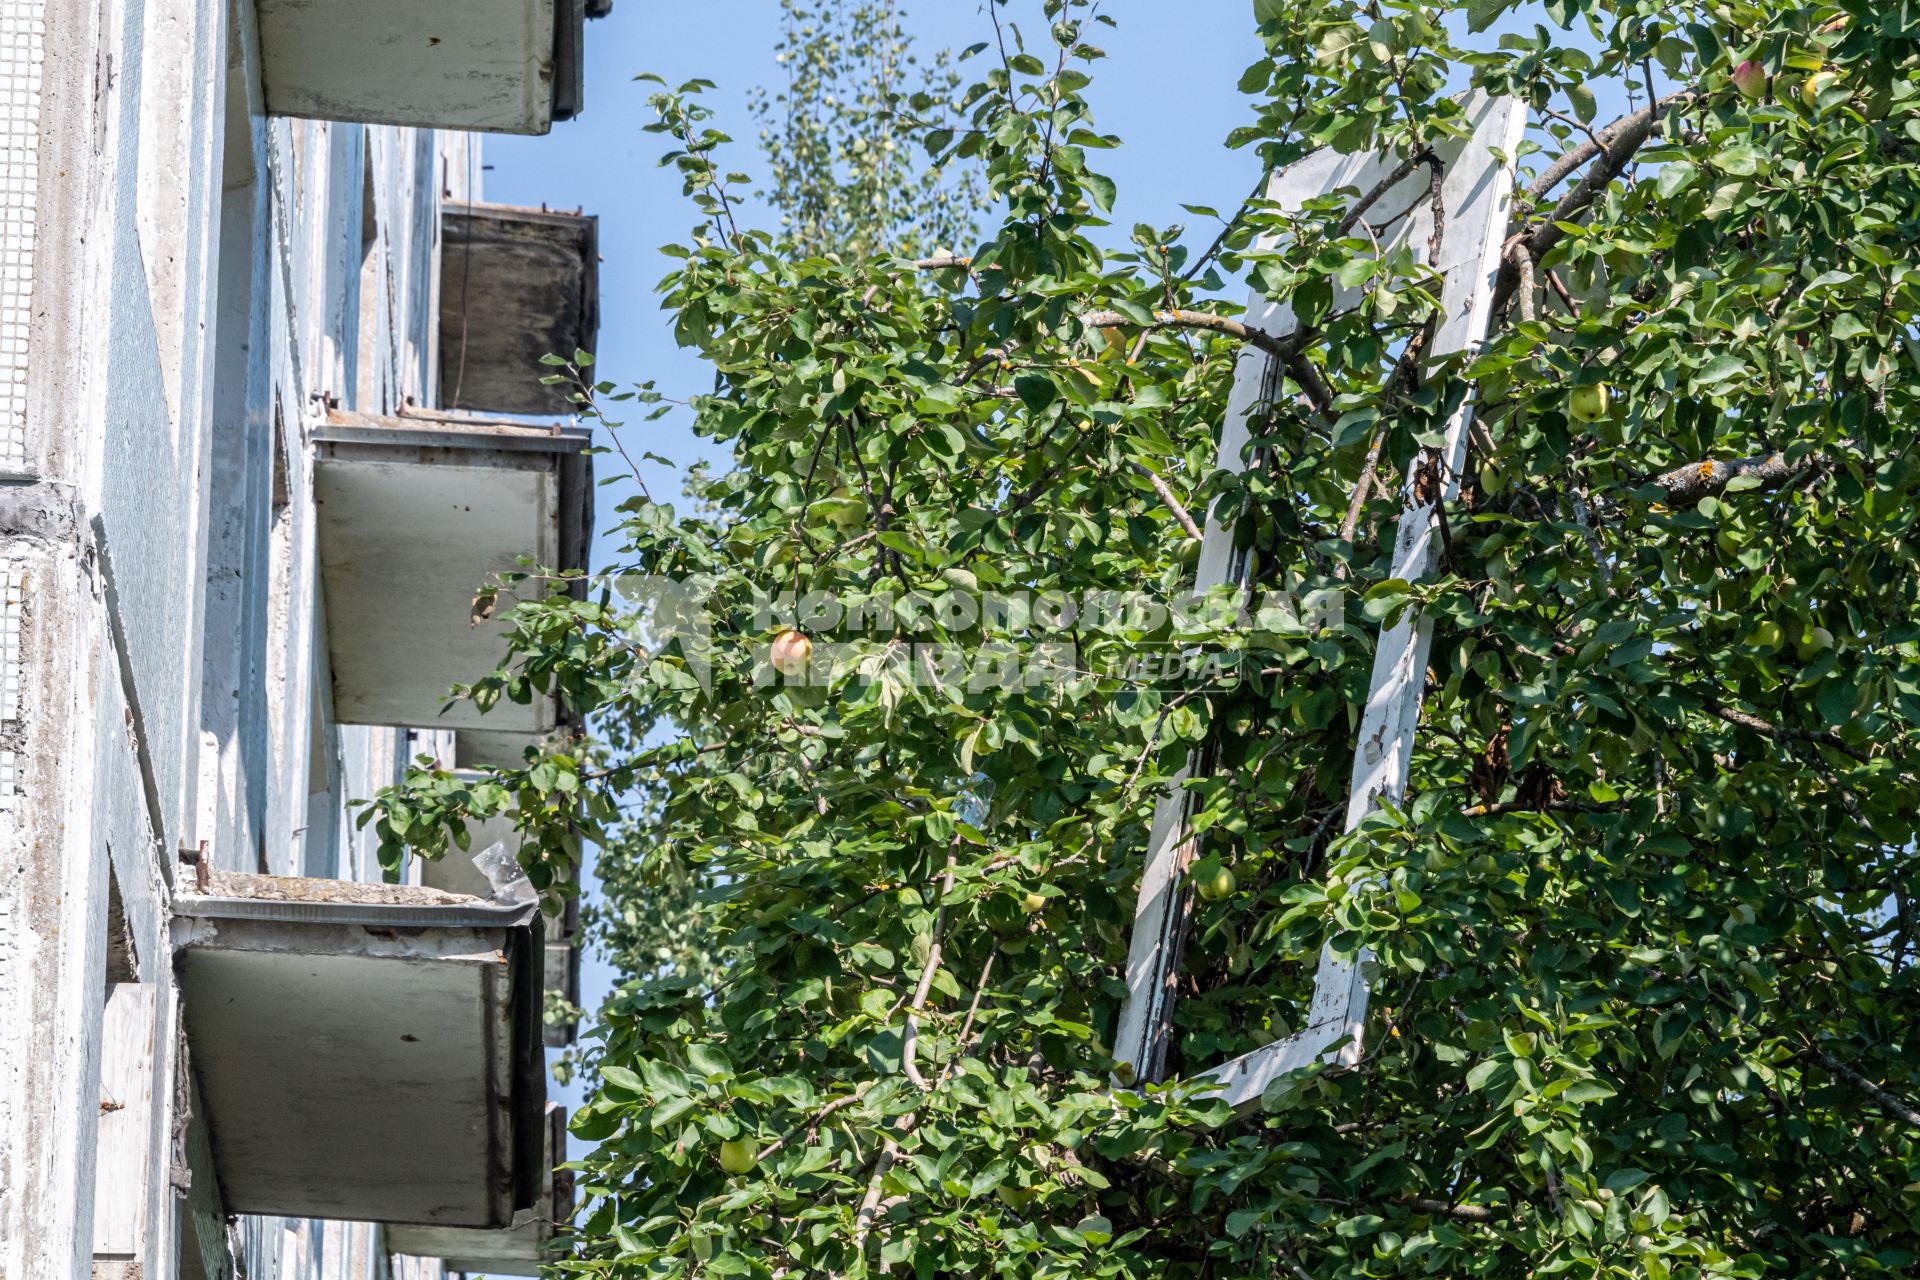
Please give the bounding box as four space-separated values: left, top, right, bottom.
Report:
373 1 1920 1274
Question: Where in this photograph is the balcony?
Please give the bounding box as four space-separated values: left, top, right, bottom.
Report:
172 873 546 1227
386 1103 574 1274
439 202 600 416
418 817 581 1048
312 407 592 733
252 0 588 135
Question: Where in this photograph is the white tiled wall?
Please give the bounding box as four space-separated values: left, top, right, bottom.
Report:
0 5 41 477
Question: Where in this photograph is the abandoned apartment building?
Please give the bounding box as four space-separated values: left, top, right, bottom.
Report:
0 0 607 1277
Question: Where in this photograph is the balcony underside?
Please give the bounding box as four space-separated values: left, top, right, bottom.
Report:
313 409 591 732
386 1104 573 1273
253 0 584 135
173 874 545 1228
439 203 600 415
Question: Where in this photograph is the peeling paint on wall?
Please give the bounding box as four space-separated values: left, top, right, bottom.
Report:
0 560 19 817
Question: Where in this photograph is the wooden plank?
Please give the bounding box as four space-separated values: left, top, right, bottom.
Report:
1112 92 1527 1097
92 982 158 1259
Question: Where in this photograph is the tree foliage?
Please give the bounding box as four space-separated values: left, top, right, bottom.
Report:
749 0 989 260
370 0 1920 1275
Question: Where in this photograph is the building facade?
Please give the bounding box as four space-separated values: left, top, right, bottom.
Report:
0 1 598 1277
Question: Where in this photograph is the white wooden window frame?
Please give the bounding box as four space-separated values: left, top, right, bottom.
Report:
1113 93 1528 1110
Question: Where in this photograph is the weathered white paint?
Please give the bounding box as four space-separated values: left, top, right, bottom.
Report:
1114 93 1528 1105
0 0 578 1271
254 0 563 136
310 411 591 732
92 983 159 1260
172 880 540 1228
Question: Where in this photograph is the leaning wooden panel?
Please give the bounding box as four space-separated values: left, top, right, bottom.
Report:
1112 92 1528 1102
92 983 158 1261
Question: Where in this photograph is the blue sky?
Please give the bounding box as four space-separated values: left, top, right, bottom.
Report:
481 0 1276 1123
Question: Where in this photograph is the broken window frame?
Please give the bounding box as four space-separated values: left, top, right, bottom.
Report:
1112 93 1529 1109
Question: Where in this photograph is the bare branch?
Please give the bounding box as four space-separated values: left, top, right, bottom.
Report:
902 845 957 1091
1332 147 1431 240
1814 1052 1920 1129
1641 449 1818 507
1080 308 1303 364
756 1085 871 1164
1130 462 1204 542
1401 1196 1496 1224
1491 92 1693 319
1699 699 1871 766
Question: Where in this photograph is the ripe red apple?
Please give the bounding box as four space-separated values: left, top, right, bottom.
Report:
770 629 812 677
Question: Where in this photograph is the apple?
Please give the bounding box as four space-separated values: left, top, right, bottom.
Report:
1732 59 1768 100
1020 891 1048 914
995 1185 1037 1210
1795 625 1834 660
718 1138 758 1176
1568 382 1612 423
1801 69 1838 109
1196 865 1237 902
770 629 812 677
1746 620 1786 653
1478 462 1508 497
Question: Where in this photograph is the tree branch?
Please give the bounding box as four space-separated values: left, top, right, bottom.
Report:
1401 1196 1496 1224
1640 449 1819 507
1814 1052 1920 1129
756 1085 872 1164
902 846 957 1091
1081 308 1303 364
1130 462 1204 541
1491 92 1693 318
1331 146 1431 239
1699 698 1871 766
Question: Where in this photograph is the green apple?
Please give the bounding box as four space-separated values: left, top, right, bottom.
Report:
995 1185 1037 1210
1196 865 1237 902
1746 620 1786 653
718 1138 758 1176
1021 891 1048 914
1478 462 1508 496
1795 625 1834 660
1801 69 1838 109
1568 382 1612 423
1731 59 1768 100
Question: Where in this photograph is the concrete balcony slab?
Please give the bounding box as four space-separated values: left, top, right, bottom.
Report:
313 408 592 732
253 0 587 135
172 874 546 1227
439 203 599 415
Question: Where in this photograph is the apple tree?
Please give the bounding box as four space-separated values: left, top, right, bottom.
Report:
370 0 1920 1275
